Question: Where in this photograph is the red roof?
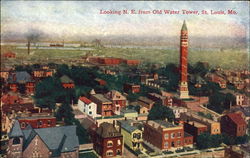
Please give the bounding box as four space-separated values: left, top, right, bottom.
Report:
227 113 246 125
79 96 92 104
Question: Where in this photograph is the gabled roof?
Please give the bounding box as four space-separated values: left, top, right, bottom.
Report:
60 75 74 83
226 113 246 125
106 90 126 101
96 122 122 138
9 120 24 138
8 71 33 83
138 96 155 104
79 96 92 104
11 122 79 155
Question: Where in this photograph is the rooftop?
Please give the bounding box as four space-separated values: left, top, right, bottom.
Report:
146 120 177 129
79 96 92 104
96 122 122 138
92 94 112 103
226 113 246 125
186 121 207 128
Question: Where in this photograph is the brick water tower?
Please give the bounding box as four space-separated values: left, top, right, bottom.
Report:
179 20 189 99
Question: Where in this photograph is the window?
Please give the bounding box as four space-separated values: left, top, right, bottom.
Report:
38 121 43 127
13 137 20 144
21 122 26 128
106 150 113 156
164 142 168 148
117 139 121 146
177 132 181 138
89 106 91 109
117 149 121 155
177 140 181 146
107 141 113 147
164 133 169 140
171 133 175 138
47 120 51 125
89 111 92 115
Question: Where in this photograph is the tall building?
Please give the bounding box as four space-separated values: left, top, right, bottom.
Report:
179 20 189 99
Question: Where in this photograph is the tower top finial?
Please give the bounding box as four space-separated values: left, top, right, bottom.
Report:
181 20 187 31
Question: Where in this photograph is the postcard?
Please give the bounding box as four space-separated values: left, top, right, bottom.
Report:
1 1 249 158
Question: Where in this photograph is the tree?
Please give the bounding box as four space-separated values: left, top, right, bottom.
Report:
148 103 175 122
197 133 223 149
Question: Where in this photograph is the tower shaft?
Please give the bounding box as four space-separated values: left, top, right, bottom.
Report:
179 21 189 99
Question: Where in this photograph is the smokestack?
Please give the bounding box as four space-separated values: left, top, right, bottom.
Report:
27 41 30 55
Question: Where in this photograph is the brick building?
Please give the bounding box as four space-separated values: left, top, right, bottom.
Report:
143 120 193 151
17 115 56 129
7 121 79 158
105 90 127 115
220 113 247 137
60 75 74 88
93 122 123 158
3 51 16 58
148 93 173 106
184 121 207 142
7 71 35 94
1 92 24 105
181 112 221 135
90 94 113 116
123 83 140 93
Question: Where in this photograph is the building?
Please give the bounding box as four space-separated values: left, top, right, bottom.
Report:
143 120 193 151
7 121 79 158
184 121 207 142
220 113 247 137
1 92 24 105
137 96 155 111
93 122 123 158
117 120 143 151
180 112 221 135
122 59 140 66
148 93 173 106
179 20 189 99
120 109 138 120
230 106 250 122
95 78 107 86
77 96 98 118
60 75 74 88
32 69 53 78
3 51 16 58
7 71 35 94
123 83 140 94
17 115 56 129
169 106 187 119
90 94 113 116
235 93 249 106
105 90 127 115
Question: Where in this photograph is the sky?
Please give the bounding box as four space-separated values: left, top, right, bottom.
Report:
1 1 249 40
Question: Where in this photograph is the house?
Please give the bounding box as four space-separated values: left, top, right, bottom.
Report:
143 120 193 151
105 90 127 115
95 78 107 86
93 122 123 158
123 83 140 94
32 69 53 78
169 106 187 119
7 121 79 158
230 106 250 122
7 71 35 94
184 121 207 142
60 75 74 88
180 112 221 135
220 113 247 137
137 96 155 111
117 120 143 151
17 115 56 129
235 93 249 106
3 51 16 58
120 109 138 120
90 94 113 116
122 59 140 66
148 93 173 106
1 92 24 105
78 96 98 118
206 73 227 88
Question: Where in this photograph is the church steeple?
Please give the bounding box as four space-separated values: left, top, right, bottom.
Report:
181 20 187 31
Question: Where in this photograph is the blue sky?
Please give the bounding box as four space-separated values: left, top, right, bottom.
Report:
1 1 249 39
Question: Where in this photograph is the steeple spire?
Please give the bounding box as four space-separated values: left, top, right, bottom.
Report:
181 20 187 31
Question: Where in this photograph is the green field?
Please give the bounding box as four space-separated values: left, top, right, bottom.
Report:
1 45 249 69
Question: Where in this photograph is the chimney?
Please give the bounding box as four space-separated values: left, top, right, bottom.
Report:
27 41 30 55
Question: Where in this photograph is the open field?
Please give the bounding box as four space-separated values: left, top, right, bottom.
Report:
1 45 248 69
